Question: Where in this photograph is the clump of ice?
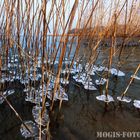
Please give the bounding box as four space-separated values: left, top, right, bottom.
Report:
47 87 68 101
83 81 97 90
117 96 131 103
133 100 140 109
96 94 114 103
7 89 15 96
84 84 97 90
110 68 125 76
131 75 140 80
95 65 108 72
20 120 38 138
60 78 69 85
95 78 107 85
0 96 4 104
32 106 49 127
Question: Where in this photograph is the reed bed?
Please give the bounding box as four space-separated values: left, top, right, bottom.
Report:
0 0 140 139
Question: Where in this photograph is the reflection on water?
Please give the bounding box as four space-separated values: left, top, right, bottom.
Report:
0 46 140 140
0 88 34 140
20 120 38 139
52 46 140 140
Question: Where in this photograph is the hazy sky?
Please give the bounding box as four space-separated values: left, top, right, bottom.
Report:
0 0 139 34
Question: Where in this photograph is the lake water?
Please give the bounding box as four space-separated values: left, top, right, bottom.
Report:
0 44 140 140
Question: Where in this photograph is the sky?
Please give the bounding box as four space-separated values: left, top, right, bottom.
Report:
0 0 140 35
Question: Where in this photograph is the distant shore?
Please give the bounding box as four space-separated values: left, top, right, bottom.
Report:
68 26 140 47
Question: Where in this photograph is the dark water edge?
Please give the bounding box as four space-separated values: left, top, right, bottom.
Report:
0 46 140 140
0 83 33 140
52 78 140 140
0 75 140 140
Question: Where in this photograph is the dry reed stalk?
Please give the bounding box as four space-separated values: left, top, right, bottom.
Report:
0 93 33 135
50 0 79 111
0 0 140 139
104 9 118 101
62 1 94 84
69 0 100 69
121 64 140 98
